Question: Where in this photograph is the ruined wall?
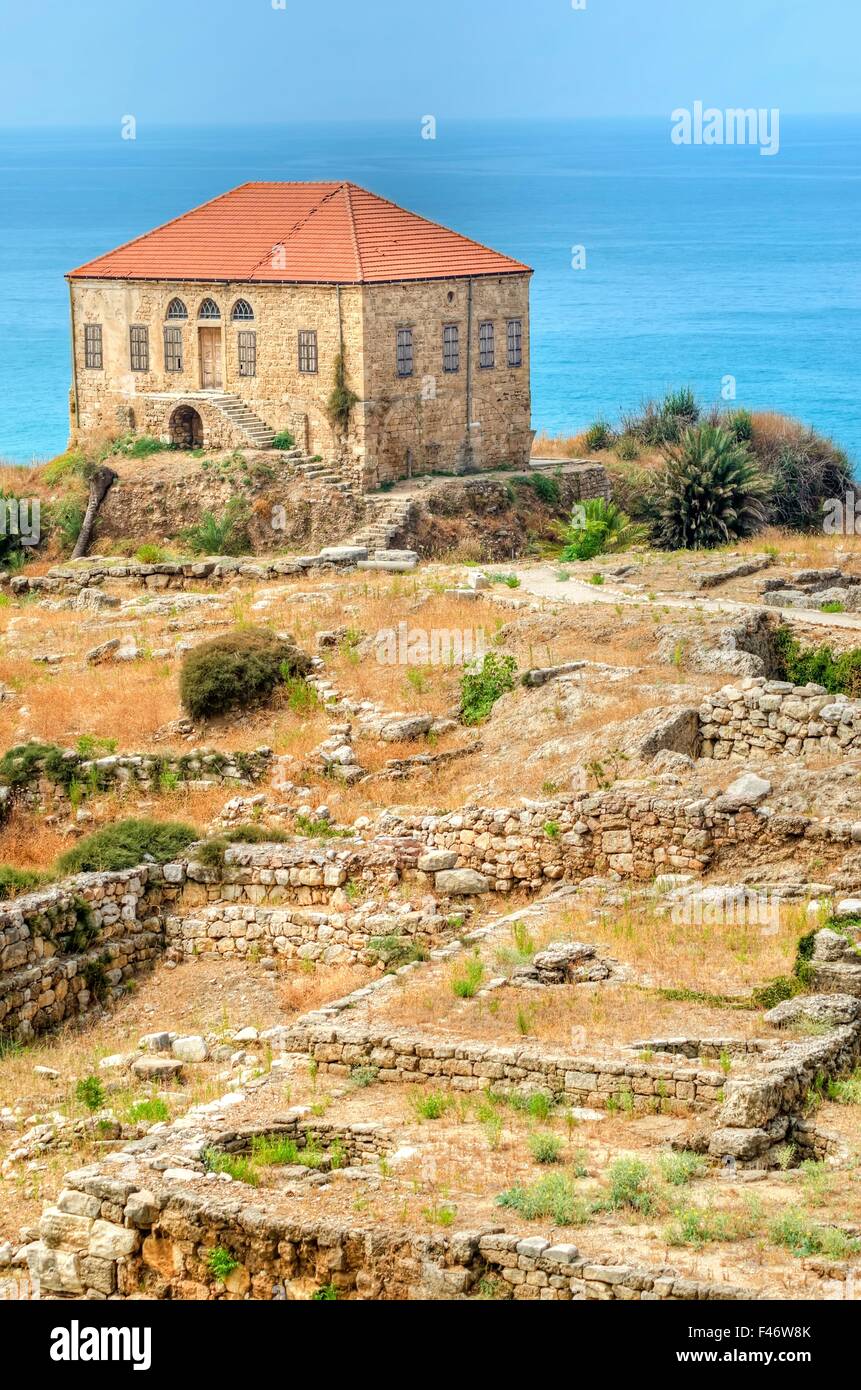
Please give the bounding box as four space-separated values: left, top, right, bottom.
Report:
30 1173 758 1301
699 676 861 759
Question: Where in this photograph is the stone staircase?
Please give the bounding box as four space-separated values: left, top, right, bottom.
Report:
291 455 355 494
205 393 276 448
349 493 417 550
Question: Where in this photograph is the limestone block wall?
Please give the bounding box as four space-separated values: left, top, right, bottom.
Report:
287 1018 726 1111
166 899 446 966
359 275 533 486
69 279 356 459
699 677 861 760
0 869 177 1039
30 1171 759 1301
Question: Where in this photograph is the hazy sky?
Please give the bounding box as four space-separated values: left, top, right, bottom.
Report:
0 0 858 126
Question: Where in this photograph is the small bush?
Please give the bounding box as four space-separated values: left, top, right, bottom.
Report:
560 498 645 562
603 1157 656 1214
271 430 296 450
182 498 251 556
135 543 170 564
202 1149 258 1185
127 1098 170 1125
208 1247 239 1282
773 626 861 698
769 1208 861 1259
451 955 484 998
75 1076 105 1112
410 1090 451 1121
529 1132 563 1165
585 419 613 451
180 627 311 720
58 818 198 874
659 1151 707 1186
497 1171 587 1226
459 652 517 725
312 1282 339 1300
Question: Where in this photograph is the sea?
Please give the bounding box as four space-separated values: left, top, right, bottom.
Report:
0 116 859 465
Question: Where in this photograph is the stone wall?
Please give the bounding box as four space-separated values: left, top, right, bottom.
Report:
0 746 273 826
359 276 533 487
0 869 177 1040
69 279 359 462
699 677 861 760
29 1169 758 1301
287 1018 726 1111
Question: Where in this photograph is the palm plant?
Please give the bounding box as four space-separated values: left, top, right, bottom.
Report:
560 497 646 561
644 424 770 550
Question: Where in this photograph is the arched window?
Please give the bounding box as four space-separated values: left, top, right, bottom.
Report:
165 297 187 320
232 298 254 321
198 298 221 320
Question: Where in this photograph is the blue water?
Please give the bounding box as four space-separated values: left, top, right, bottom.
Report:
1 118 859 464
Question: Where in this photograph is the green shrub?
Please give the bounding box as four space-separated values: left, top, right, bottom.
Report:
312 1282 339 1300
459 652 517 725
659 1151 707 1186
127 1098 170 1125
603 1157 656 1214
585 419 613 451
773 626 861 698
368 934 427 970
0 864 47 899
754 425 853 532
0 741 76 789
110 434 168 460
666 1206 736 1247
135 543 170 564
271 430 296 450
529 1131 563 1165
57 818 198 874
327 352 358 433
208 1246 239 1281
182 497 251 556
643 425 770 550
497 1171 587 1225
49 495 87 555
75 1075 105 1112
560 498 645 562
180 627 311 720
410 1090 451 1121
769 1208 861 1259
43 450 93 485
202 1149 258 1185
451 956 484 998
728 408 753 442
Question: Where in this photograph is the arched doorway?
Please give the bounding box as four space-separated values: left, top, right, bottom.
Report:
169 405 203 448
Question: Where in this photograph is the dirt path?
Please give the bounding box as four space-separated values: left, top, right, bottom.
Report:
499 563 861 634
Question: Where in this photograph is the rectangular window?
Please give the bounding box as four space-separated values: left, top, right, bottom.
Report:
84 323 103 370
163 325 183 373
507 318 523 368
479 320 495 369
396 327 414 378
129 324 149 372
298 329 318 374
238 330 257 377
443 324 460 373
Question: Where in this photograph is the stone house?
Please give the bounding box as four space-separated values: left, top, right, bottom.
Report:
67 182 533 489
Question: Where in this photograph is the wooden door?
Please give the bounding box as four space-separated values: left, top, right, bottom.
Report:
199 327 223 389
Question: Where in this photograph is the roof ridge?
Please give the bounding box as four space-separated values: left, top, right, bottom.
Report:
341 182 365 283
242 183 349 282
65 184 252 280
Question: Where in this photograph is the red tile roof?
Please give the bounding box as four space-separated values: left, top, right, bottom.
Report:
68 182 531 285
